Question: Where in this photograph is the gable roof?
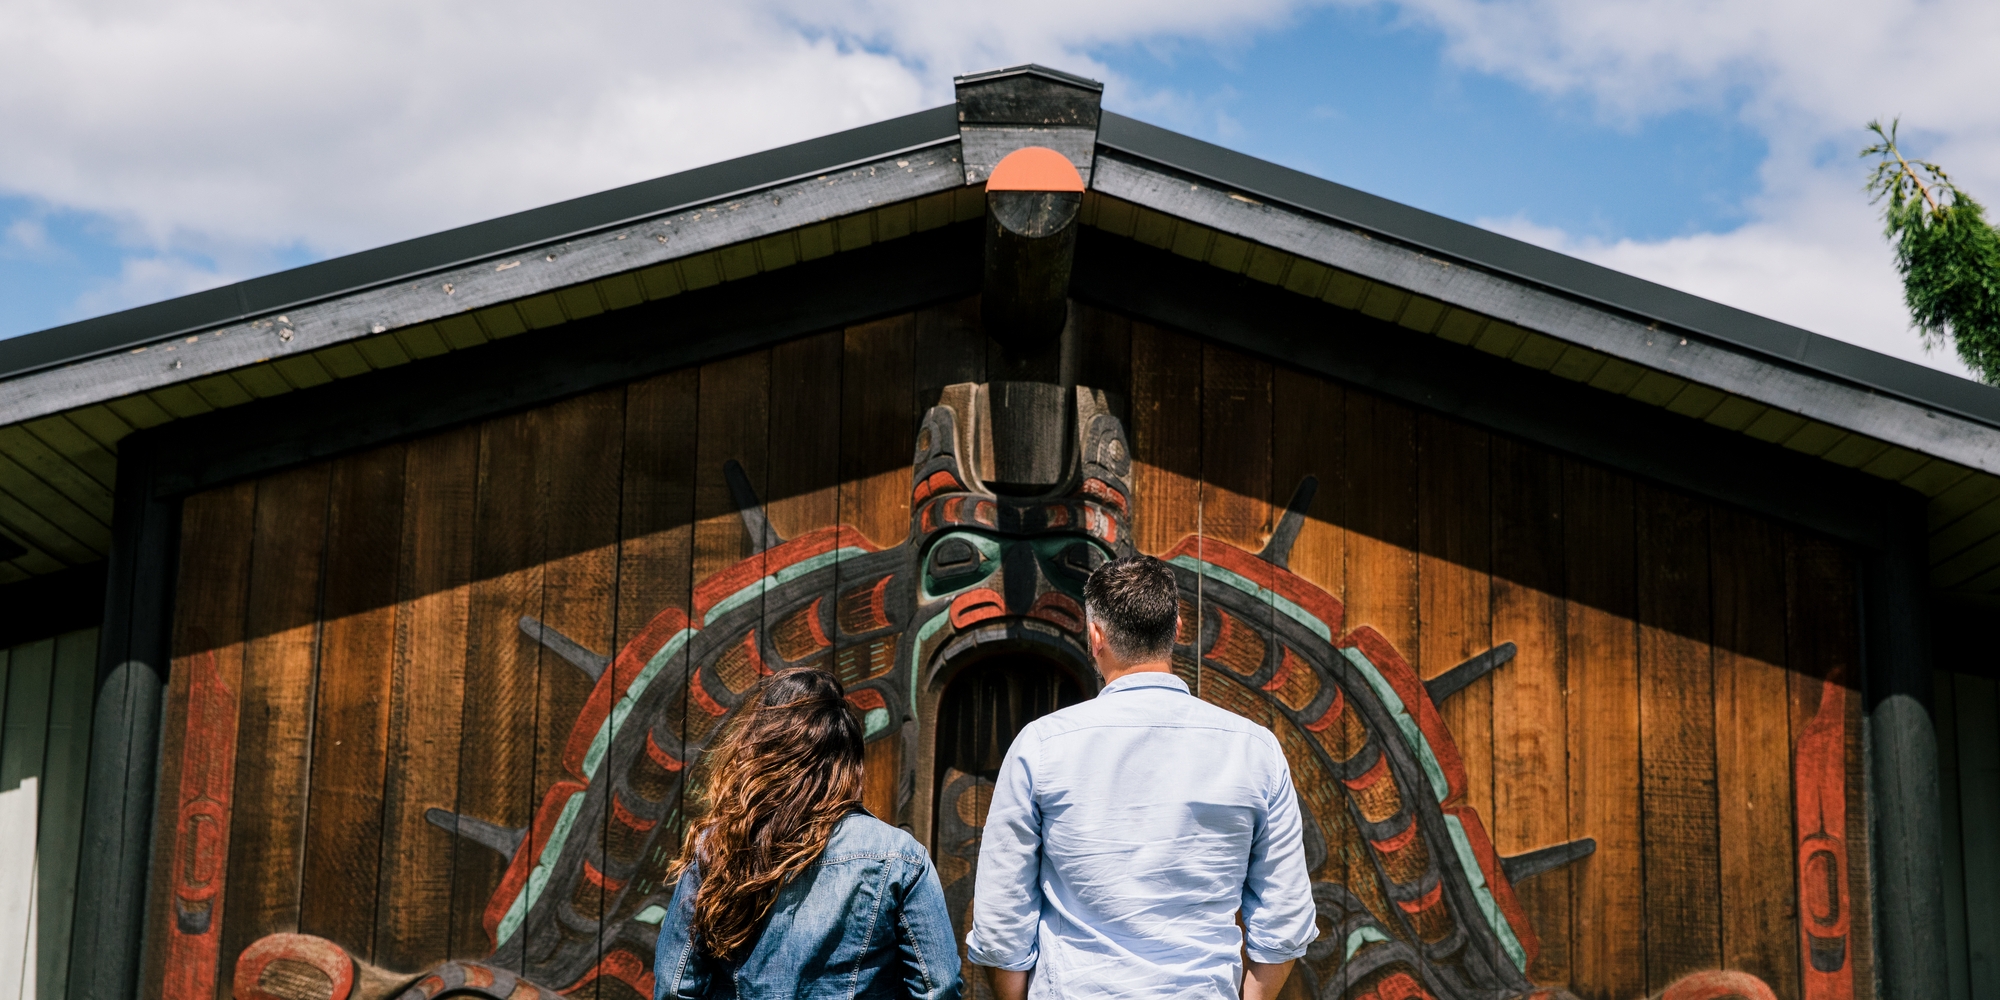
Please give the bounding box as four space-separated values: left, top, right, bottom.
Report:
3 72 1999 595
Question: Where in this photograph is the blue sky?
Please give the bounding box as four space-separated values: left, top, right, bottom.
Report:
0 0 1991 378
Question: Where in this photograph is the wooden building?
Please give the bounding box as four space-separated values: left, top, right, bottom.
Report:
1 65 1998 1000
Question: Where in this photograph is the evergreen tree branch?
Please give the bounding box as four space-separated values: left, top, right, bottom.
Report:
1862 118 2000 385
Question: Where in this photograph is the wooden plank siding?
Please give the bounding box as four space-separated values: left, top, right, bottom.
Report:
150 298 1869 1000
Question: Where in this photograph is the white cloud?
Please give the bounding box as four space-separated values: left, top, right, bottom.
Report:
1378 0 2000 380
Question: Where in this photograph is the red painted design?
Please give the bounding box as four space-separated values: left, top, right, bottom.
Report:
642 731 684 772
1395 881 1443 914
1305 686 1346 732
973 500 998 527
561 949 655 999
1078 477 1128 513
580 860 626 893
1343 627 1468 807
1443 805 1539 969
1342 752 1390 791
610 793 657 833
847 688 888 712
913 470 963 504
950 589 1008 628
692 525 878 621
164 643 240 1000
231 933 354 1000
564 608 689 780
1796 676 1853 1000
483 779 589 943
1042 504 1071 528
689 675 728 718
1370 820 1420 854
1363 971 1433 1000
1160 536 1345 638
1660 970 1779 1000
1027 592 1085 633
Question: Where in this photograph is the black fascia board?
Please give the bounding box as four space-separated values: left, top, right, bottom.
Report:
1097 111 2000 432
0 105 961 381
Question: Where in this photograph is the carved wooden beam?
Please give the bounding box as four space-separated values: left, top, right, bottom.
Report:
983 147 1084 352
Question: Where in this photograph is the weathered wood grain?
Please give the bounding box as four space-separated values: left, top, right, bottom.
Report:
914 297 985 413
1199 342 1273 554
217 462 331 989
372 426 479 973
450 411 548 966
1708 507 1798 997
1129 322 1203 558
1487 435 1569 985
146 481 256 1000
1342 393 1419 653
1072 302 1133 408
1634 483 1721 991
298 445 407 957
1953 674 2000 997
1270 368 1344 608
1933 671 1973 1000
1562 459 1644 1000
840 316 914 821
526 389 626 992
1418 414 1494 826
768 331 845 541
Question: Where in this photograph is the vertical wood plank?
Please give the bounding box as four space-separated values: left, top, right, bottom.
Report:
1488 437 1569 984
1635 484 1720 990
616 370 700 652
218 463 331 986
147 482 257 1000
693 352 771 585
1953 674 1999 997
614 370 698 858
840 317 917 551
450 413 546 965
527 389 626 992
841 317 914 822
1270 369 1344 608
1072 303 1133 409
1419 415 1494 845
1709 508 1798 996
36 628 97 1000
0 638 54 810
372 426 479 972
298 445 407 957
768 331 844 541
1199 343 1273 554
1787 533 1872 1000
1129 322 1202 558
1343 393 1418 651
914 297 985 413
1562 460 1644 1000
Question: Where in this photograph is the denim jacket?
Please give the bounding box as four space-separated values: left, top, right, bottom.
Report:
653 812 962 1000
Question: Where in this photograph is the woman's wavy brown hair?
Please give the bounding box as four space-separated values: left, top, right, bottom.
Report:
673 667 866 960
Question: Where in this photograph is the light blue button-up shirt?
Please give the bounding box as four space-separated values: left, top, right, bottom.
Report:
965 671 1317 1000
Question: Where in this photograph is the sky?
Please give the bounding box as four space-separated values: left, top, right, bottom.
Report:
2 0 1996 381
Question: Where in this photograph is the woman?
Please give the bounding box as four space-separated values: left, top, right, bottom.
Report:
653 668 962 1000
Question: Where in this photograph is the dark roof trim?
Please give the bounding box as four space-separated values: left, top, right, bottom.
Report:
0 106 961 381
954 64 1104 91
1096 112 2000 431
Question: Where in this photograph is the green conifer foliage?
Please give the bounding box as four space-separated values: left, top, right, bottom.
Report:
1864 119 2000 385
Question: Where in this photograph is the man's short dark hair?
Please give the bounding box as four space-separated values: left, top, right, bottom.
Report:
1083 555 1180 661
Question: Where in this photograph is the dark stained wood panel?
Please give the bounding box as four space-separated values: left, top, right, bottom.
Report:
298 445 408 956
373 426 479 973
1636 484 1722 990
217 464 330 990
1563 460 1646 1000
147 301 1873 1000
1488 437 1570 986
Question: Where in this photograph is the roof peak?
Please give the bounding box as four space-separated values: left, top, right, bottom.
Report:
953 64 1102 91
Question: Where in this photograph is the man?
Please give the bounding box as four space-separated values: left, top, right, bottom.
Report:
966 555 1317 1000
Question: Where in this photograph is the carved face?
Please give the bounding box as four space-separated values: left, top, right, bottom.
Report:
900 384 1135 691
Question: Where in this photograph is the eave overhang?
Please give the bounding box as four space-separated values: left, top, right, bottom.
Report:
4 83 2000 595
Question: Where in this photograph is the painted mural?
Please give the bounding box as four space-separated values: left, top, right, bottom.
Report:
174 378 1847 1000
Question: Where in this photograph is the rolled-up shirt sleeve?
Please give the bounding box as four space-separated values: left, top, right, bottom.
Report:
964 730 1042 971
1240 744 1318 964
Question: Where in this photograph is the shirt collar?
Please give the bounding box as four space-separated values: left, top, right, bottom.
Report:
1100 671 1190 696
